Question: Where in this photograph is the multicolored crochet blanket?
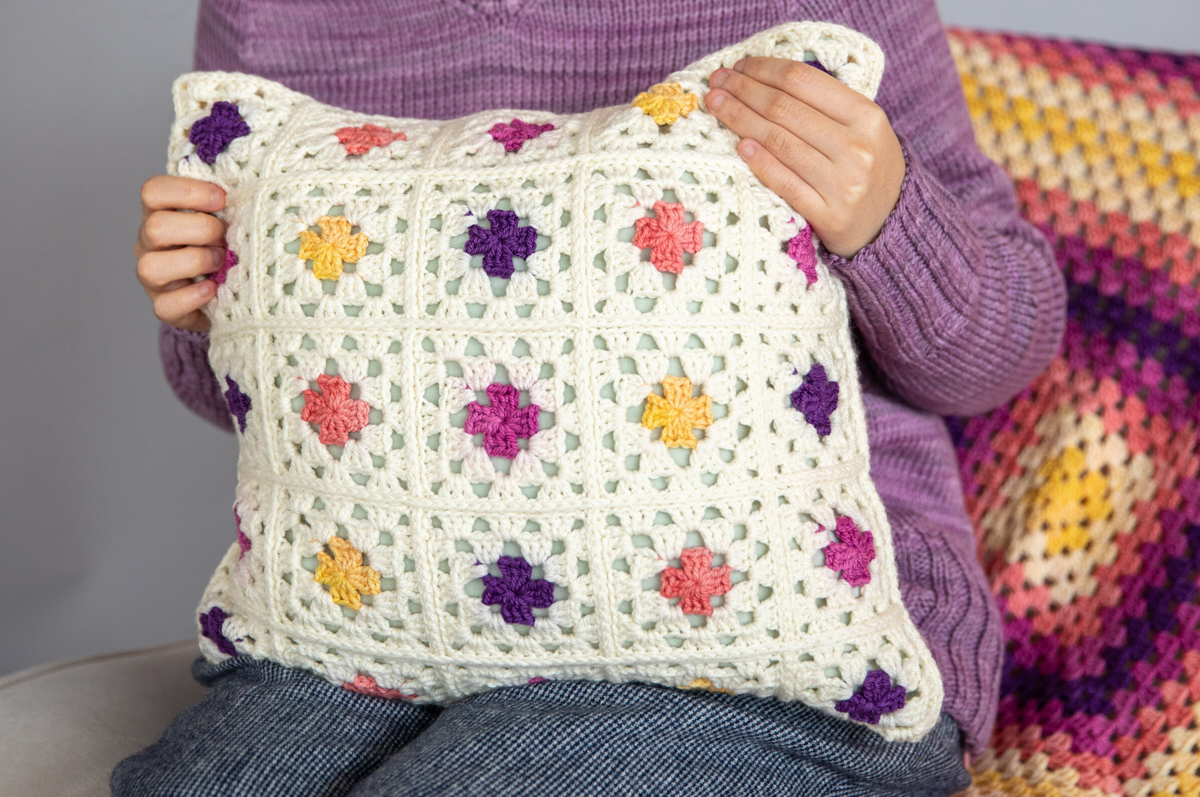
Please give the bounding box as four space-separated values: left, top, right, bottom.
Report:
946 30 1200 797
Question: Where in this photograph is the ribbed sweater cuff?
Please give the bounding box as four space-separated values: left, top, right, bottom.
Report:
159 323 233 432
819 134 981 371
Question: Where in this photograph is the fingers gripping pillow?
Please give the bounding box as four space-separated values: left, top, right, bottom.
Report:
170 21 944 741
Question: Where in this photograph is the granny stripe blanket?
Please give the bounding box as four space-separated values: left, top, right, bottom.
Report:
946 29 1200 797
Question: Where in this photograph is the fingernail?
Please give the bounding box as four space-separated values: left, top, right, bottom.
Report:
740 140 757 159
213 248 226 269
733 58 746 73
209 186 223 208
707 91 725 110
710 69 729 89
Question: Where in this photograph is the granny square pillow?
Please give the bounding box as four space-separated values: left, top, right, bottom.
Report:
170 20 944 741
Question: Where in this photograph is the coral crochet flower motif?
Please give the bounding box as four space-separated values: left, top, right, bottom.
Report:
301 374 370 446
489 118 554 152
189 101 250 164
835 669 906 724
787 224 818 286
224 376 251 432
790 363 839 436
642 375 713 449
464 209 538 279
660 547 732 616
336 123 406 155
314 535 381 610
199 606 239 657
298 215 369 280
633 201 704 274
343 674 418 700
211 248 237 285
823 516 875 587
465 383 540 459
632 82 699 125
480 554 557 626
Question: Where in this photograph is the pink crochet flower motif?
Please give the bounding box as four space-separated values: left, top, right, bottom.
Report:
211 249 238 285
234 506 251 560
336 123 406 155
301 374 370 446
633 201 704 274
343 674 418 700
489 118 555 152
660 547 732 617
787 223 818 285
823 516 875 587
465 383 540 459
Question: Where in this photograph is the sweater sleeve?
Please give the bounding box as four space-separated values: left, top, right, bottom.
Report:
160 323 234 432
812 0 1067 417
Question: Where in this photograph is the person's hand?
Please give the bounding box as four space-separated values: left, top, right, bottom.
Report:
135 175 227 332
706 58 905 259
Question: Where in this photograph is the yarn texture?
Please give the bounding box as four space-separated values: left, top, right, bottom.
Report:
168 21 944 742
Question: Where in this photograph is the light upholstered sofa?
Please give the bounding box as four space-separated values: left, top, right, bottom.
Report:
0 641 207 796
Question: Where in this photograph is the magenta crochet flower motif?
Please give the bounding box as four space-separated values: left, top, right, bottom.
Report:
234 506 251 559
480 555 557 625
199 606 239 657
790 363 838 436
211 249 237 285
336 123 406 155
633 201 704 274
787 224 818 285
189 101 250 164
465 209 538 278
489 118 555 152
301 374 371 446
224 376 251 433
465 383 540 459
342 674 418 700
823 516 875 587
659 547 732 617
835 669 906 724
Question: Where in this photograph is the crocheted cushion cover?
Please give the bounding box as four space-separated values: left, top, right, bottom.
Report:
946 31 1200 793
169 20 943 741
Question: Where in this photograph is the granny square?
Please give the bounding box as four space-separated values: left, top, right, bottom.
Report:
170 20 943 742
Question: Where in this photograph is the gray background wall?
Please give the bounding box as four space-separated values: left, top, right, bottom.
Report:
0 0 1196 677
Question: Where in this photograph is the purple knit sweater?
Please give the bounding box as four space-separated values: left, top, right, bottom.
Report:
160 0 1066 754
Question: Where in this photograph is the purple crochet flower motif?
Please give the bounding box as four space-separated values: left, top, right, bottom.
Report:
790 363 838 436
465 383 540 459
211 249 237 285
787 225 818 286
224 376 251 433
489 118 555 152
823 516 876 587
480 555 557 626
189 101 251 164
835 669 906 724
199 606 239 657
465 209 538 279
234 506 251 559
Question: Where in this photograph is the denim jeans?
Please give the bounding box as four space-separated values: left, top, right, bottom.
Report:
111 655 970 797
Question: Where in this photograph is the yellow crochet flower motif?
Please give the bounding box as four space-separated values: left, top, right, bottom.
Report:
298 215 369 280
641 376 713 449
1026 446 1112 557
685 678 734 694
314 536 381 610
632 82 700 126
